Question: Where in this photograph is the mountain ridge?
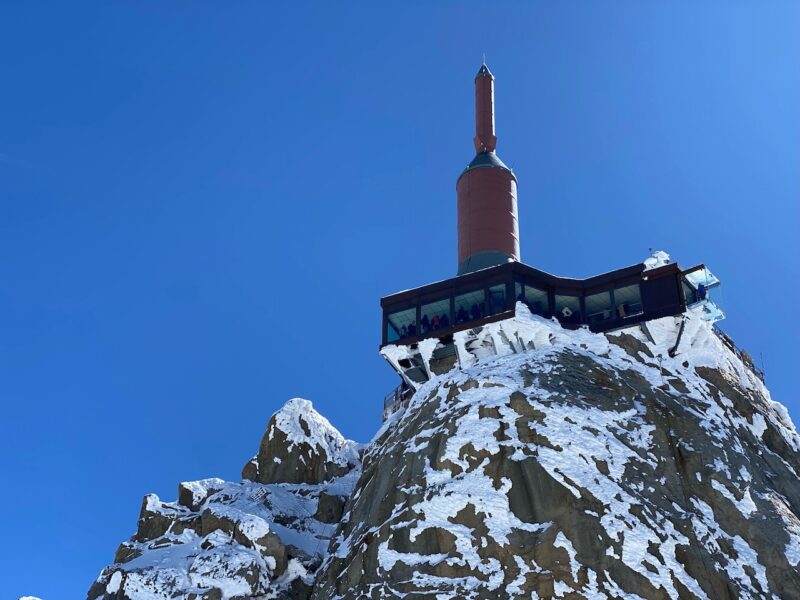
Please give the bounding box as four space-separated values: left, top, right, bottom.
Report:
88 311 800 599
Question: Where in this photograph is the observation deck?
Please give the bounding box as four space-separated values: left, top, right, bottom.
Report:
379 258 725 411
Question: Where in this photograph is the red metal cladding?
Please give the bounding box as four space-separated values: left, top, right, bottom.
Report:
457 166 519 265
457 64 520 273
474 67 497 153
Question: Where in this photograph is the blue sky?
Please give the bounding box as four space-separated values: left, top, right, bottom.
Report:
1 2 798 597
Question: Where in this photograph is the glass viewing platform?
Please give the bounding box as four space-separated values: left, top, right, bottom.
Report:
380 260 719 348
378 259 733 419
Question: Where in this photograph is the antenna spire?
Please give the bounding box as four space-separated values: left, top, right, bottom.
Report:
473 62 496 153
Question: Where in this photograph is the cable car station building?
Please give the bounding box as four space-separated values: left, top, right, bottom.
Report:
379 64 725 415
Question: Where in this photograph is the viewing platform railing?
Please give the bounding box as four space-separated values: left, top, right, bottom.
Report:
383 383 414 421
713 327 765 383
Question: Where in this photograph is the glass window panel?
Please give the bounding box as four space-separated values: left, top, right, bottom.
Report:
420 298 451 334
454 289 485 325
682 280 698 305
585 291 614 325
615 284 643 317
555 294 582 324
515 281 549 316
387 307 417 342
525 285 549 316
488 284 507 316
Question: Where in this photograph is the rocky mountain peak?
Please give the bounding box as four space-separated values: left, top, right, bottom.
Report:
87 399 360 600
88 311 800 599
242 397 360 485
271 398 358 463
315 312 800 598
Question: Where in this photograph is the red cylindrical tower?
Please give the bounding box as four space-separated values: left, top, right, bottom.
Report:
457 64 520 275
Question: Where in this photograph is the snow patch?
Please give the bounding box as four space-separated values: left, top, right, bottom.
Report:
711 480 757 518
643 250 671 270
271 398 360 467
554 532 579 581
107 570 123 593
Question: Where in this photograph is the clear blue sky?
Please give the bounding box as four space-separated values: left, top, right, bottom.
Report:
1 2 797 597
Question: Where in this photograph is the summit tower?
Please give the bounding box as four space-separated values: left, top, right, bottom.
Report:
379 64 726 418
457 64 520 275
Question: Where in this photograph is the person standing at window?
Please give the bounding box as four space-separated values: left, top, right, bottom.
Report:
470 303 480 320
421 314 431 333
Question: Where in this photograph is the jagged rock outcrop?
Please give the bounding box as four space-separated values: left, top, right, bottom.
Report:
87 400 359 600
314 312 800 599
89 311 800 599
242 398 360 485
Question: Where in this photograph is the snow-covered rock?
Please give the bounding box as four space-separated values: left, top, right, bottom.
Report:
88 401 360 600
89 314 800 599
242 398 361 485
314 312 800 599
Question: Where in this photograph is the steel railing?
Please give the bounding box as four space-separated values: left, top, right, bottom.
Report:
383 383 414 420
713 327 765 383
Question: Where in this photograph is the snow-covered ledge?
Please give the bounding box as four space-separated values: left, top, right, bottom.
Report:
381 302 766 399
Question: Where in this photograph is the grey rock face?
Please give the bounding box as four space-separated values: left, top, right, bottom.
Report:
242 398 360 485
315 491 346 524
87 400 360 600
88 313 800 599
314 315 800 599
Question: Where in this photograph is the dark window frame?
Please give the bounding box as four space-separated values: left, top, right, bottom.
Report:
380 261 695 346
385 302 418 344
